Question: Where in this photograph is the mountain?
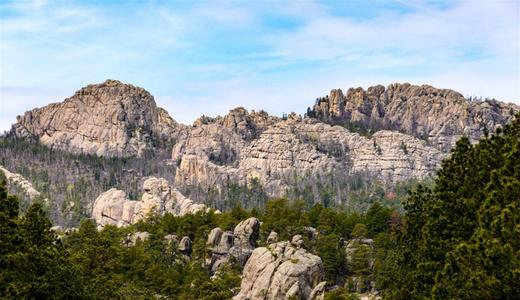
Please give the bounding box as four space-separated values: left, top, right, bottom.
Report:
3 80 519 225
309 83 518 151
11 79 186 157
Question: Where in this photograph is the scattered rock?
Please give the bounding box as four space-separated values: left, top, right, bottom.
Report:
178 236 192 255
124 231 150 247
291 234 304 248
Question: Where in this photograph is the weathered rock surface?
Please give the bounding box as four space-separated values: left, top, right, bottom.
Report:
310 83 519 151
0 165 45 202
174 113 446 200
206 217 261 273
234 238 325 300
11 79 186 157
10 80 517 209
178 236 192 255
91 177 210 228
229 217 261 267
124 231 150 247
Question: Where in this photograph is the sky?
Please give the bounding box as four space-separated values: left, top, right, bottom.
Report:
0 0 519 132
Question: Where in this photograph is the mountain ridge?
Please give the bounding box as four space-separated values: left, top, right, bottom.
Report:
5 79 519 218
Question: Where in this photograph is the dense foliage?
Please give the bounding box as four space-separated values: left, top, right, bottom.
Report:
378 114 520 299
1 175 394 298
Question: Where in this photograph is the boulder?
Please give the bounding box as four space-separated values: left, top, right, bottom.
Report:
234 240 324 300
92 177 211 228
229 217 260 267
178 236 192 255
267 231 279 244
124 231 150 247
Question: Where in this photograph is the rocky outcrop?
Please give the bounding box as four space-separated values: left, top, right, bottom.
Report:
234 237 326 300
206 217 260 273
11 80 186 157
310 83 519 151
229 217 261 267
10 80 517 210
91 177 211 228
0 165 45 202
174 113 446 201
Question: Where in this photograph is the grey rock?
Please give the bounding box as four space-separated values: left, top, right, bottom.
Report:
178 236 192 255
92 177 211 228
229 217 261 267
234 241 324 300
267 231 279 244
124 231 150 247
311 83 519 152
291 234 304 248
11 79 186 157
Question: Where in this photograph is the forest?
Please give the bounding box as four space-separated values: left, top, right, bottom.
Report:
1 114 519 299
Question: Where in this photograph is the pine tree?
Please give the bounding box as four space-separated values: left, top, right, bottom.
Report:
381 114 520 299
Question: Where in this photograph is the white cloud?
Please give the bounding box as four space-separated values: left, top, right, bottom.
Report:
0 0 518 132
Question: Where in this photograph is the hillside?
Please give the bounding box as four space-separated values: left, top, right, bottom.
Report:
1 114 518 298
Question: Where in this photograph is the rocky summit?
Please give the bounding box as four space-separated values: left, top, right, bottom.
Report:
11 80 186 157
310 83 519 151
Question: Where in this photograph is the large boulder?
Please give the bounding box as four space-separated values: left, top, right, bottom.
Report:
205 217 260 273
91 177 211 228
234 238 325 300
229 217 260 267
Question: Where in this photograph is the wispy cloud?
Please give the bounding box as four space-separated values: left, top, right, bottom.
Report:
0 0 519 130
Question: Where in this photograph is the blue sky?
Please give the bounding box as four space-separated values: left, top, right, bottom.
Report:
0 0 519 131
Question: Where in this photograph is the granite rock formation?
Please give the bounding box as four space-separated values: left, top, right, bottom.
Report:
310 83 519 151
11 80 186 157
234 237 326 300
174 114 446 200
206 217 261 273
0 165 45 202
91 177 210 228
9 80 518 209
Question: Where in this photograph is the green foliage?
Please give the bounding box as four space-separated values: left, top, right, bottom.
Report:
0 183 81 298
324 287 360 300
380 114 520 299
351 224 368 239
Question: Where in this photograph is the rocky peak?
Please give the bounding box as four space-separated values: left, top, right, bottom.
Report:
11 79 186 157
194 107 279 140
310 83 519 152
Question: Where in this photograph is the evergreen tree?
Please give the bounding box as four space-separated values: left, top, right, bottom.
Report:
381 114 520 299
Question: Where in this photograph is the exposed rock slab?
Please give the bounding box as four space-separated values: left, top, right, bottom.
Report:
11 79 186 157
234 239 325 300
0 165 45 201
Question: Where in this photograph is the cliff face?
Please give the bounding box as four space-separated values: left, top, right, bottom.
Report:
173 111 445 201
11 80 186 157
310 83 519 151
